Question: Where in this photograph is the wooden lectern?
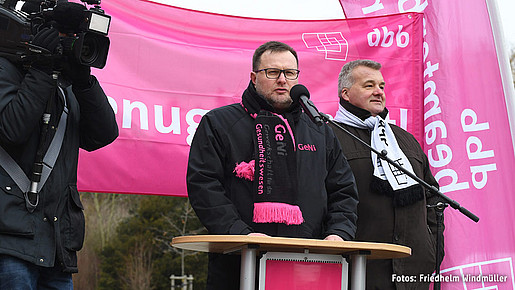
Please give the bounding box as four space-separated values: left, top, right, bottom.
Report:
172 235 410 290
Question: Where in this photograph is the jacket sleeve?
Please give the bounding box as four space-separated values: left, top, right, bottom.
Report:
74 75 118 151
0 58 56 145
186 114 253 235
323 127 359 240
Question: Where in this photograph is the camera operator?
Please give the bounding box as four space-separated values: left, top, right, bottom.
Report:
0 1 118 288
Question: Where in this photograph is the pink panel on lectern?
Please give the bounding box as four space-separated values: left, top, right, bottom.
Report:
264 260 342 290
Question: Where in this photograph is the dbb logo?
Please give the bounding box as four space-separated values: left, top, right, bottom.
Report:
367 25 409 48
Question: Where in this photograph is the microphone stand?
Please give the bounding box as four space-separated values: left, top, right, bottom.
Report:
318 112 479 289
427 202 447 290
320 112 479 222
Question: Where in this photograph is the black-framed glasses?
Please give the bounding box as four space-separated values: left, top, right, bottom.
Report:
255 68 300 80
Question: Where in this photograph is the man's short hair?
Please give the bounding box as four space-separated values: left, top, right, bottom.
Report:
338 59 382 95
252 41 298 71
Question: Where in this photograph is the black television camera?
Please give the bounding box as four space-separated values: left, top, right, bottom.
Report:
0 0 111 69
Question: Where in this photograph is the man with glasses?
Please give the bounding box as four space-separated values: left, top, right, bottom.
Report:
187 41 359 289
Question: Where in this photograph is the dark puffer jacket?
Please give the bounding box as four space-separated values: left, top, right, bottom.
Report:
0 57 118 272
187 82 359 289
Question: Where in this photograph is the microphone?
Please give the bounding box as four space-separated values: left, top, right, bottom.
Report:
290 84 324 125
45 2 87 33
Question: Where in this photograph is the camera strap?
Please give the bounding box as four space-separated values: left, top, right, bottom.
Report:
0 86 68 212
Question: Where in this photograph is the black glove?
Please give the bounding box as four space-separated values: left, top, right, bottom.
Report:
63 59 92 90
32 27 60 54
31 27 60 74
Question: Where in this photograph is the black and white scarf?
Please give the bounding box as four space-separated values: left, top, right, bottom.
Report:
334 101 424 207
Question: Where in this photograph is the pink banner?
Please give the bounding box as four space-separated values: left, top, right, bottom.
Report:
340 0 515 289
77 0 423 197
264 260 343 289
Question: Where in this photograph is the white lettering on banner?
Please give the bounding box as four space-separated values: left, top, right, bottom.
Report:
422 18 470 193
123 100 149 130
466 137 494 160
435 169 470 192
423 17 427 38
107 96 117 113
186 108 210 145
155 106 181 134
109 94 413 148
387 108 408 130
398 0 428 12
461 108 490 132
106 96 209 145
461 109 497 189
429 107 497 192
357 0 493 193
471 164 497 189
107 95 412 149
424 61 439 78
428 144 452 168
362 0 384 14
423 80 441 120
360 0 427 16
396 25 410 47
367 25 410 48
425 120 446 145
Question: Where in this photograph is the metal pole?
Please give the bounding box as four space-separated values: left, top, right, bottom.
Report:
170 274 175 290
240 245 258 290
350 253 368 290
187 275 194 290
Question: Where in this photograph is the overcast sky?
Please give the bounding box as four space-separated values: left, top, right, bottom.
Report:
496 0 515 51
159 0 514 51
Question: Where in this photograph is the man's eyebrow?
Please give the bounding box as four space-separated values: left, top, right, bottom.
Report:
362 79 385 85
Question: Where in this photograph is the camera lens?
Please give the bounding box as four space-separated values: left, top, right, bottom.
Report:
80 33 100 65
72 32 110 68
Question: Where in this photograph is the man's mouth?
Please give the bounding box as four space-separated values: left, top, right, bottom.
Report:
275 88 288 93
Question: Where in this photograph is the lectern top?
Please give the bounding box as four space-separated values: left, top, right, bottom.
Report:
172 235 410 260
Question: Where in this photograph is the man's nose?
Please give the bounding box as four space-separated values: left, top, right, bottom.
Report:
276 72 287 83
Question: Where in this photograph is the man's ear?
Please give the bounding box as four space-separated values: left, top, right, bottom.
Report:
250 71 257 85
341 88 350 101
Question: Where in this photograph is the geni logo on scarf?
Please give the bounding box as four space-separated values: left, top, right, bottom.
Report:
275 124 288 156
298 143 317 152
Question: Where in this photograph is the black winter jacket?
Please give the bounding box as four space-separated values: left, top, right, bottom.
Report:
329 101 444 290
0 57 118 272
187 82 358 289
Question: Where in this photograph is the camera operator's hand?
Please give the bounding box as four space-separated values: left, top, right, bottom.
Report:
31 27 60 74
32 27 60 53
63 59 92 90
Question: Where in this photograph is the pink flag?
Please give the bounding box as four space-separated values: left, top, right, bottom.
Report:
340 0 515 288
78 0 424 198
